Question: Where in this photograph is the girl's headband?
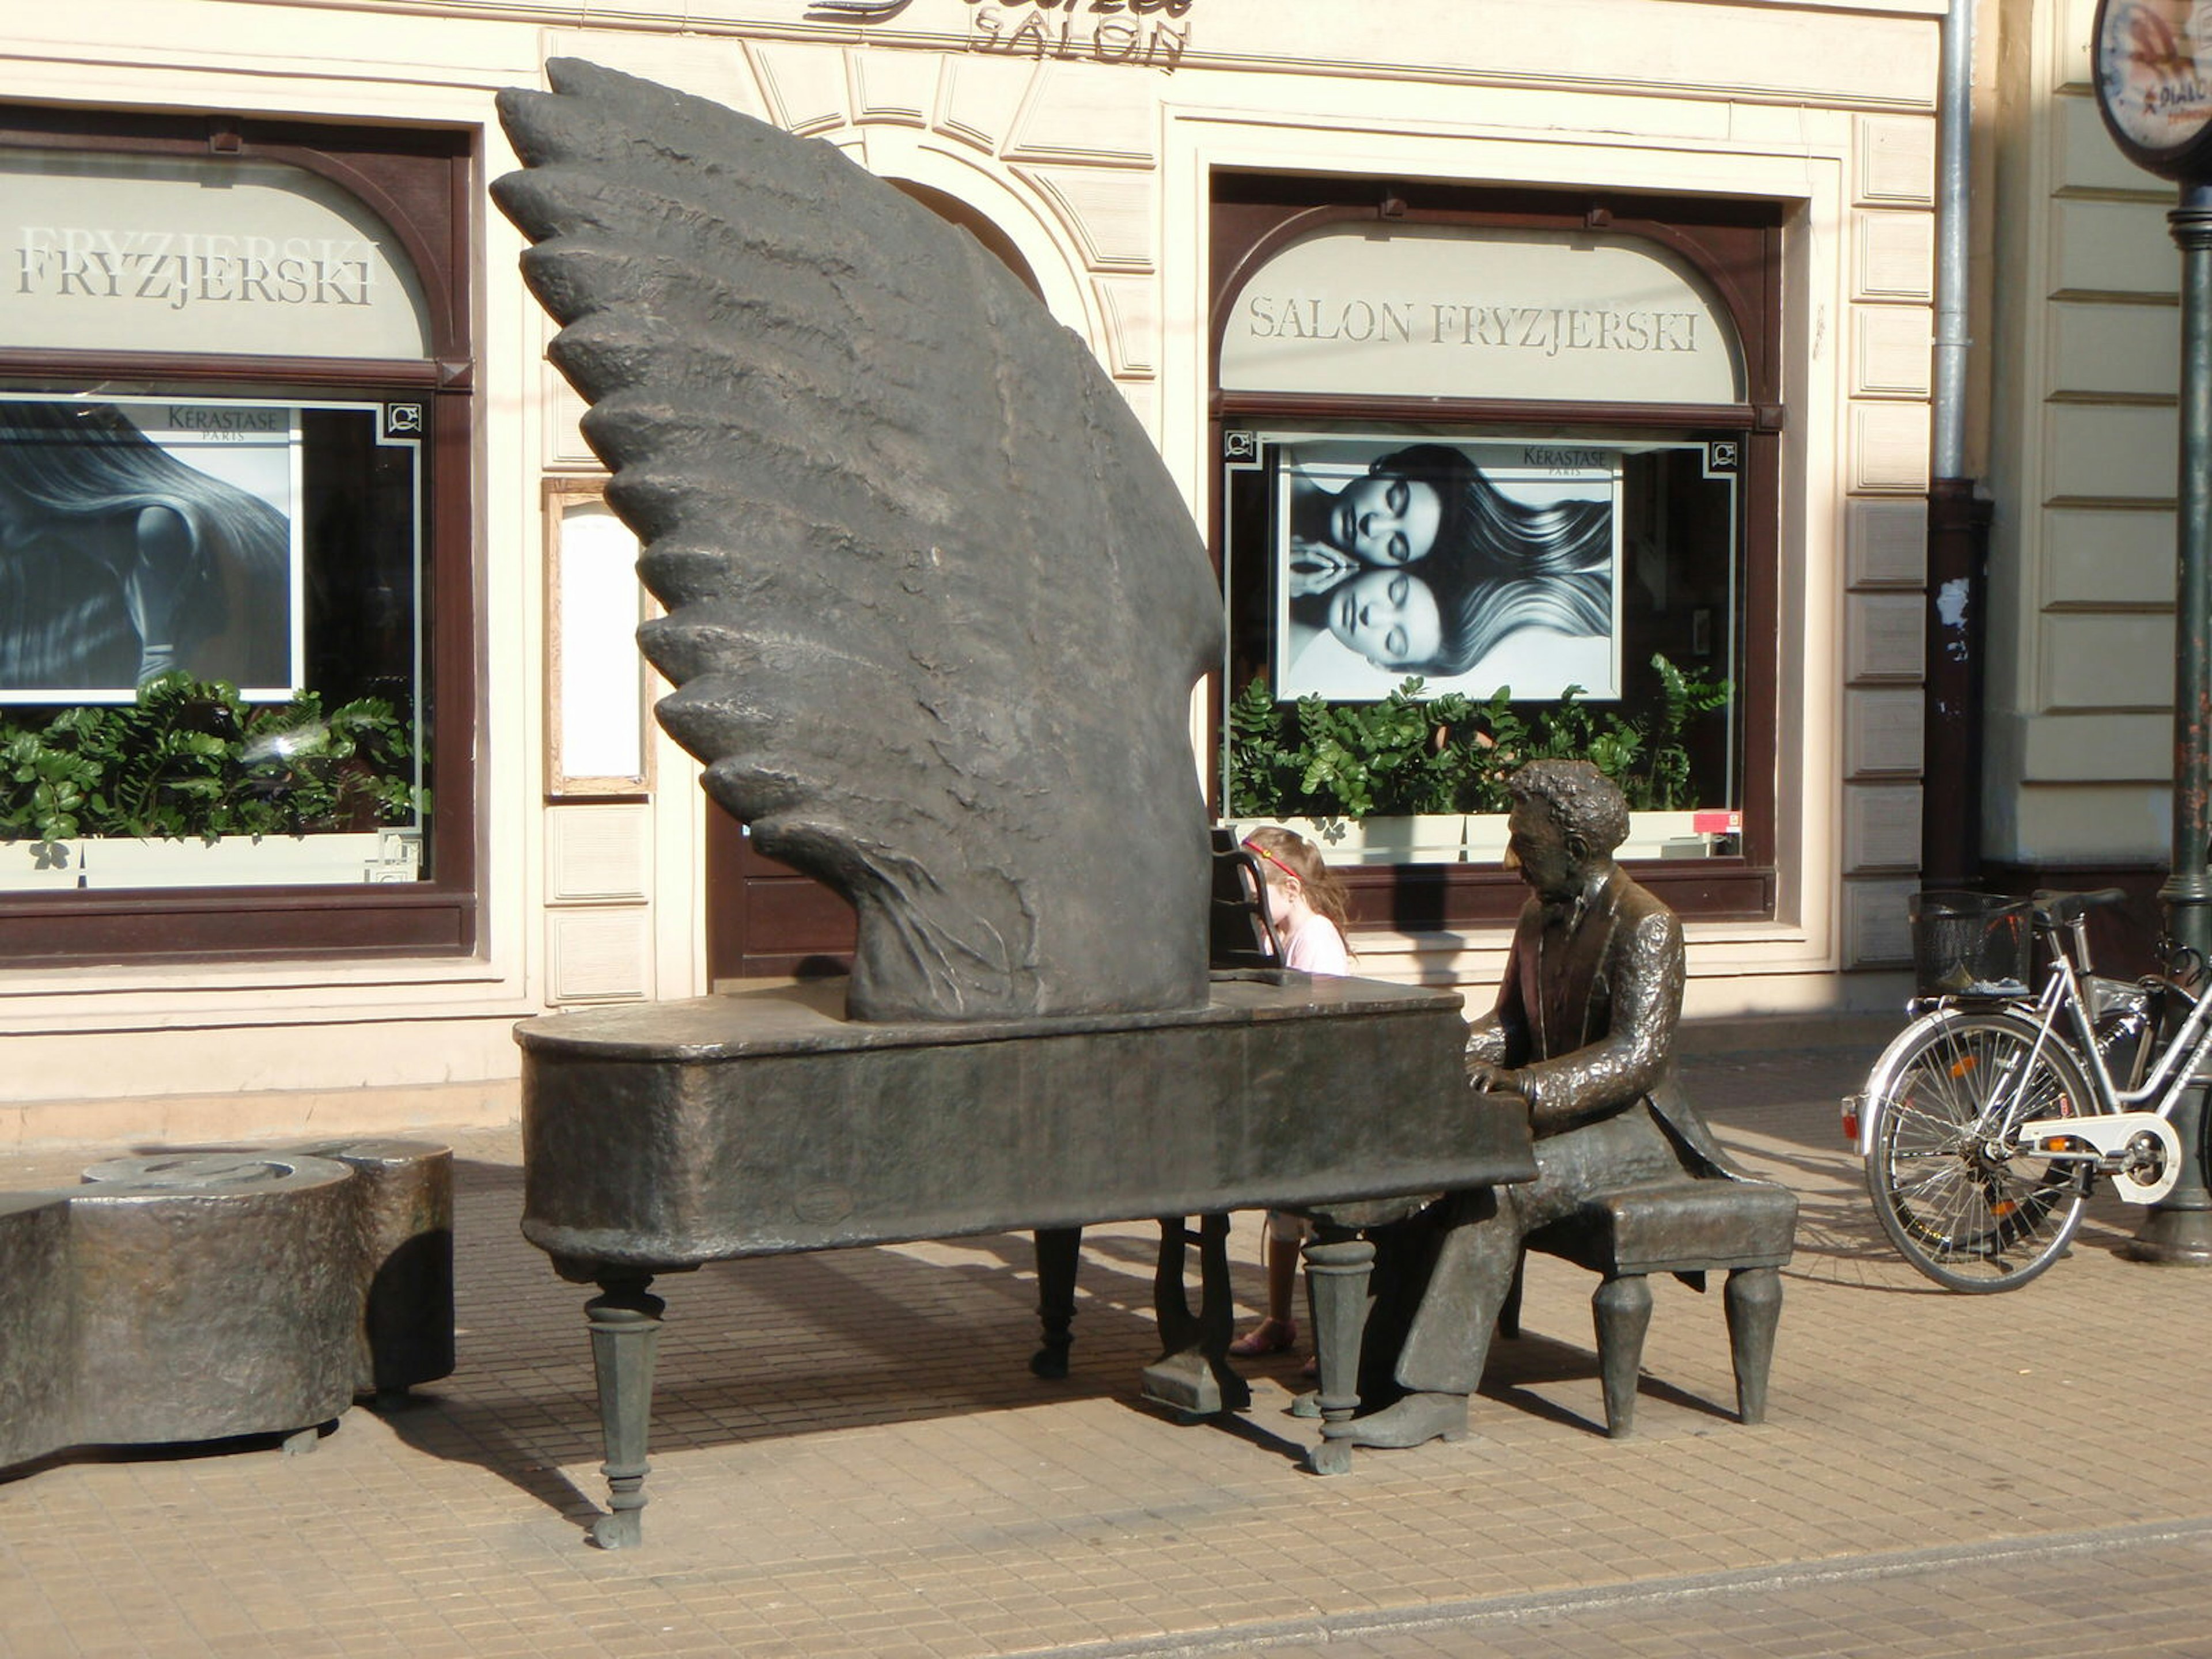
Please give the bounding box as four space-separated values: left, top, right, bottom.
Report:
1241 838 1304 887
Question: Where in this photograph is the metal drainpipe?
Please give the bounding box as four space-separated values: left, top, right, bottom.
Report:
1922 0 1991 889
1932 0 1972 482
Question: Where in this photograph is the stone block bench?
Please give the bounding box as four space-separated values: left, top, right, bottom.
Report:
0 1138 452 1471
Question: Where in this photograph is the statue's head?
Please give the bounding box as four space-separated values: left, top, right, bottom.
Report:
1505 759 1628 899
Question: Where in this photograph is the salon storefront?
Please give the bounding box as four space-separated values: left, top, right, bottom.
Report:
0 0 1942 1143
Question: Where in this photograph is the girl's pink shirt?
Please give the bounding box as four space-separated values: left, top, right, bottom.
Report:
1281 911 1350 976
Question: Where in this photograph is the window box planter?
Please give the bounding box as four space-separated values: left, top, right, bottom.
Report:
1466 808 1737 868
0 830 420 892
1231 809 1738 873
1619 808 1740 862
1230 815 1468 866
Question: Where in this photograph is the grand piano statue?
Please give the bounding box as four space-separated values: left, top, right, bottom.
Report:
498 60 1535 1548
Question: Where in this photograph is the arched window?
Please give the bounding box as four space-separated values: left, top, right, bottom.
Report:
0 108 475 962
1211 175 1783 928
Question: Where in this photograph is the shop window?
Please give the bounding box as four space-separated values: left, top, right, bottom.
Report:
1211 176 1782 926
0 110 474 963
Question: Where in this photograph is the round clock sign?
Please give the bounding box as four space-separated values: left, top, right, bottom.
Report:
2097 0 2212 177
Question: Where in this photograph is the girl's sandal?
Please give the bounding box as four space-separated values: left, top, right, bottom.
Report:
1228 1317 1298 1357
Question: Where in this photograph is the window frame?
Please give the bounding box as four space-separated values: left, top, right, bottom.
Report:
0 107 478 965
1208 174 1785 930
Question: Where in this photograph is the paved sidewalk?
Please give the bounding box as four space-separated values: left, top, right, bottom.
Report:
6 1025 2212 1658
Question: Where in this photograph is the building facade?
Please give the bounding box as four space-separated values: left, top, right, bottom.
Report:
1976 0 2190 955
0 0 1947 1143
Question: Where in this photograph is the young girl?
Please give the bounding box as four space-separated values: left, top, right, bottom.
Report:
1241 825 1352 976
1230 826 1352 1360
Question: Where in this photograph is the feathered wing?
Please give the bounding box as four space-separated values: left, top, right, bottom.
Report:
495 60 1222 1022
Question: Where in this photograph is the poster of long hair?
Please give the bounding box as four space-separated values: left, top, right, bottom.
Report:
1273 437 1622 702
0 396 303 703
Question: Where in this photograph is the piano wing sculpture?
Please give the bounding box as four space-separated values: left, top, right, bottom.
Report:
498 63 1537 1549
494 59 1222 1023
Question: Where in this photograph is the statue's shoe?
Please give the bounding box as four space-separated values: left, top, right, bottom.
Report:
1317 1391 1469 1448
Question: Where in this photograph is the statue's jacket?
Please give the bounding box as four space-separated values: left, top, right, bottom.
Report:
1469 863 1751 1183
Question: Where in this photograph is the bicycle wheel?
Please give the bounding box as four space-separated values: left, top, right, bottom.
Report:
1862 1009 2103 1292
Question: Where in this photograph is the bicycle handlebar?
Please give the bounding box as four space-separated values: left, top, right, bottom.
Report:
2027 888 2130 929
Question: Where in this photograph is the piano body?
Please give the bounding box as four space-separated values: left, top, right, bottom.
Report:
516 971 1535 1547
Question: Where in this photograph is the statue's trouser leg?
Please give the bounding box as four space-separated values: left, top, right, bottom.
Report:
1391 1113 1684 1403
585 1273 664 1550
1391 1185 1527 1397
1724 1265 1783 1424
1030 1226 1081 1380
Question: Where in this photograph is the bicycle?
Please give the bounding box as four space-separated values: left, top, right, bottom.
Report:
1843 888 2200 1292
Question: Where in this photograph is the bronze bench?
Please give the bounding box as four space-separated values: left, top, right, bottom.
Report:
1503 1172 1797 1437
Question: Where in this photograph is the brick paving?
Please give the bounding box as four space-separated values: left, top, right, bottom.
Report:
6 1023 2212 1657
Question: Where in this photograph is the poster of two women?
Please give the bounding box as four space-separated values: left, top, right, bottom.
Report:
1272 437 1622 703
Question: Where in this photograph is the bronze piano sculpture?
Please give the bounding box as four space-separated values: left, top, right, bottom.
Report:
496 60 1534 1548
516 971 1535 1543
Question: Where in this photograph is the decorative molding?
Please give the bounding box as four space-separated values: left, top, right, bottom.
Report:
1854 305 1933 399
1003 65 1159 168
550 909 656 1003
1846 592 1927 682
1094 274 1159 378
541 28 770 118
1846 496 1929 588
1842 877 1916 966
1850 402 1932 493
549 804 653 903
2048 300 2183 399
1856 114 1936 207
1017 165 1157 273
934 52 1033 153
847 42 935 126
1843 784 1923 872
1854 210 1935 303
1844 687 1925 777
745 39 851 134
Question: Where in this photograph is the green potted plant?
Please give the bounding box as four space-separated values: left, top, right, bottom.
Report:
0 672 422 889
1227 654 1732 863
1227 675 1478 861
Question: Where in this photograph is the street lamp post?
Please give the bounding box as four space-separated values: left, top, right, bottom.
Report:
2123 185 2212 1262
2093 0 2212 1260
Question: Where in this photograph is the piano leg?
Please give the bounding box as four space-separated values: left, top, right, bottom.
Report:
1301 1226 1376 1475
1029 1226 1082 1379
584 1271 664 1550
1138 1213 1251 1419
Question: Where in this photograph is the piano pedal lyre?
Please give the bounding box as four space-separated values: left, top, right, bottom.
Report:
1139 1212 1252 1420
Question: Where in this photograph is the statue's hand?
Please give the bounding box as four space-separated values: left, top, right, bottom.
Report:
1468 1061 1522 1096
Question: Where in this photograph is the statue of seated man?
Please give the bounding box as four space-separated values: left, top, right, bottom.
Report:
1333 757 1738 1450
